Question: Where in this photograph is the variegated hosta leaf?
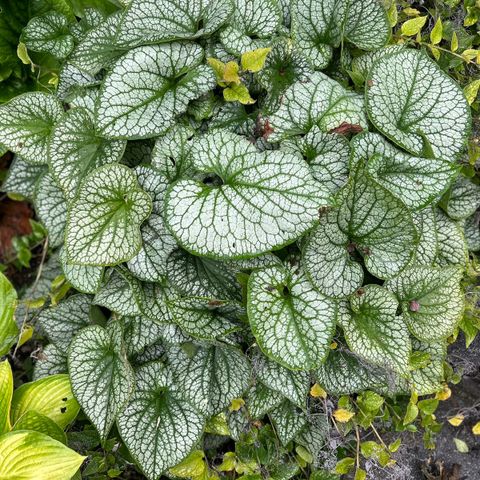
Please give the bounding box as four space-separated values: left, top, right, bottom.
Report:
269 400 307 446
169 344 251 415
68 322 135 440
366 49 471 160
219 0 281 55
315 348 395 396
253 350 309 407
37 294 92 348
59 248 103 294
409 338 446 395
1 155 47 199
442 176 480 220
247 261 337 370
22 11 74 59
127 214 177 283
350 132 457 210
339 285 411 375
246 383 283 418
97 43 215 139
268 72 368 142
168 298 241 340
0 93 64 164
165 130 329 259
281 126 350 197
49 108 126 201
464 213 480 252
66 164 152 266
151 125 195 182
34 173 67 248
290 0 390 69
117 0 234 46
385 266 464 341
33 344 68 380
117 362 205 479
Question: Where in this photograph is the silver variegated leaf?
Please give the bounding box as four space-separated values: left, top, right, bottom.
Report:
434 209 468 267
464 213 480 252
366 49 471 160
351 45 405 80
65 164 152 266
2 155 47 199
120 316 166 358
59 248 103 295
442 176 480 220
409 338 446 395
246 383 283 419
33 344 68 381
269 400 307 446
68 321 135 440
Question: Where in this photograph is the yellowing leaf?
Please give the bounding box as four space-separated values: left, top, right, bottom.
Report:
462 49 479 61
330 341 338 349
435 386 452 401
448 415 464 427
430 18 443 45
354 468 367 480
223 83 255 105
472 422 480 435
217 452 236 472
310 383 327 398
223 61 241 84
207 57 226 82
401 16 427 36
229 398 245 411
0 360 13 435
169 450 206 478
451 32 459 52
333 408 355 423
464 79 480 105
17 325 33 348
241 48 271 72
403 7 421 16
454 437 469 453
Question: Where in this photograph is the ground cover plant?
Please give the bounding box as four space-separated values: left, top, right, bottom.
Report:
0 0 479 479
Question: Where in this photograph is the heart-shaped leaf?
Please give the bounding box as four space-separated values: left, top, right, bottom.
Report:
66 164 152 266
59 247 104 294
269 400 307 445
33 344 68 381
165 130 329 259
409 338 446 395
366 49 471 160
2 155 47 199
441 176 480 220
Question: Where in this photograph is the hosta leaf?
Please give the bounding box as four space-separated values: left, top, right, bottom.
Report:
49 108 126 201
34 173 67 248
117 0 234 46
281 127 350 196
0 272 18 356
97 43 215 139
68 322 135 439
246 382 283 418
33 344 68 380
11 374 79 429
1 155 47 199
66 164 152 266
168 298 241 340
0 360 13 435
268 72 367 142
13 410 66 444
59 247 104 294
169 344 251 415
22 11 74 59
269 400 307 445
385 266 464 341
253 351 309 407
0 431 85 480
350 132 457 210
117 362 205 478
409 338 446 395
37 294 92 347
248 261 337 370
339 285 411 375
366 49 470 160
0 92 64 164
442 177 480 220
165 130 328 259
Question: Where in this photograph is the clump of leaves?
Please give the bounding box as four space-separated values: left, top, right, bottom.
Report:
0 0 478 479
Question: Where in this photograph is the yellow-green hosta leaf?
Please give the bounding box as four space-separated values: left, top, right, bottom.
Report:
0 361 13 435
117 362 205 479
11 374 79 429
65 164 152 266
12 410 66 444
339 285 411 375
49 107 126 201
0 92 64 164
385 266 464 341
0 431 85 480
350 132 457 210
165 130 329 259
366 49 471 161
97 43 216 139
268 72 368 142
68 322 135 440
0 273 18 356
247 261 338 370
241 48 271 72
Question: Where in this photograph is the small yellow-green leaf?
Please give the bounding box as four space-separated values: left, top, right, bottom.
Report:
403 402 418 425
13 411 66 444
333 408 355 423
207 57 226 81
403 7 421 16
464 79 480 105
240 48 271 72
0 431 85 479
454 437 469 453
0 272 18 356
462 49 479 61
0 360 13 435
11 374 79 429
464 7 478 27
310 383 327 398
354 468 367 480
388 438 402 453
296 445 313 464
229 398 245 411
17 325 34 348
223 61 241 84
429 45 441 61
169 450 206 478
435 385 452 401
401 16 427 36
217 452 236 472
335 457 355 475
430 18 443 45
17 42 34 72
448 415 464 427
472 422 480 435
223 83 255 104
451 32 459 52
387 1 398 27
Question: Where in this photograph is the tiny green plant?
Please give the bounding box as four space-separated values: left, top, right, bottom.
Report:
0 0 479 479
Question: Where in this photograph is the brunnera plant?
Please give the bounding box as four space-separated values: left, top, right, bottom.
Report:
1 0 479 478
